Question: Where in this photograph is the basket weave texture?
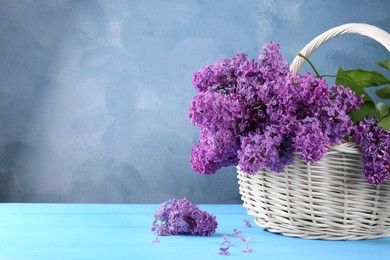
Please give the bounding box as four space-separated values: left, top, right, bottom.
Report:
237 23 390 240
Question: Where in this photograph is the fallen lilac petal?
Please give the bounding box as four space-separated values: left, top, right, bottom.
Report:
222 235 229 243
221 240 231 248
242 219 252 228
152 235 160 244
239 235 251 252
221 235 230 245
232 229 242 237
242 247 253 253
219 247 230 255
219 235 231 255
239 236 251 244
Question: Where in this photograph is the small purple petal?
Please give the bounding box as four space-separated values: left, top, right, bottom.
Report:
152 235 160 244
242 219 252 228
242 247 253 253
221 234 230 245
232 229 242 237
219 247 230 256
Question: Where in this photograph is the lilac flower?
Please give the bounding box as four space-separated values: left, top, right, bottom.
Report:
239 236 253 253
192 53 247 93
237 132 267 174
192 210 218 236
323 85 362 144
151 198 218 238
238 129 294 174
235 59 264 107
352 117 390 185
190 128 240 175
219 235 231 256
294 117 330 163
239 236 251 242
152 235 160 244
221 235 230 246
329 85 363 112
242 219 252 228
189 92 251 134
232 229 242 237
189 41 363 178
219 247 230 256
258 41 289 82
151 221 170 236
242 247 253 253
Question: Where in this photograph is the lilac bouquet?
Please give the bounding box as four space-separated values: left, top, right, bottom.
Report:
189 42 390 185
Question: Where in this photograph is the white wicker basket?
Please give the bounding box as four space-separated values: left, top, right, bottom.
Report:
237 23 390 240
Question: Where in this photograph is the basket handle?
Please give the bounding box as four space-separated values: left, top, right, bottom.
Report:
290 23 390 73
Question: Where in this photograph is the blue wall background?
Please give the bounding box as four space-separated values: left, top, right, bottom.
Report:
0 0 389 203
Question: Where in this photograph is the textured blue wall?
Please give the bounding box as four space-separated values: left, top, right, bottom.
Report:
0 0 389 203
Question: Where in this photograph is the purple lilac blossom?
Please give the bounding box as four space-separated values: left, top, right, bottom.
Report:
151 198 217 237
192 53 247 93
324 85 363 144
221 235 230 245
152 235 160 244
257 41 289 83
352 117 390 185
189 41 362 176
190 128 240 175
219 235 231 256
232 229 242 237
219 247 230 256
189 91 252 135
242 219 252 228
238 128 295 174
239 236 252 253
294 117 330 163
242 247 253 253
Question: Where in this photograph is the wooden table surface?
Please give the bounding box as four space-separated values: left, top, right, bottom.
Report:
0 203 389 259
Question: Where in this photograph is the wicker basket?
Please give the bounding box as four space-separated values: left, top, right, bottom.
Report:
237 23 390 240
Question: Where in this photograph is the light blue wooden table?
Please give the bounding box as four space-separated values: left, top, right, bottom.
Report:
0 204 389 259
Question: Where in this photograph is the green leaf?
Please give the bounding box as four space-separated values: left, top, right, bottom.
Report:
348 100 379 123
377 117 390 132
377 102 390 119
336 68 390 88
376 58 390 70
375 85 390 99
335 68 373 102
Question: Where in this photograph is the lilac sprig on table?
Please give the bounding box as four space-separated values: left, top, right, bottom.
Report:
189 42 363 176
151 198 217 238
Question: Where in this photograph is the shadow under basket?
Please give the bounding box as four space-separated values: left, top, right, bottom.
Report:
237 143 390 240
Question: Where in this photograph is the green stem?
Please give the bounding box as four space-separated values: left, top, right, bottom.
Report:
298 53 321 78
320 74 336 78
